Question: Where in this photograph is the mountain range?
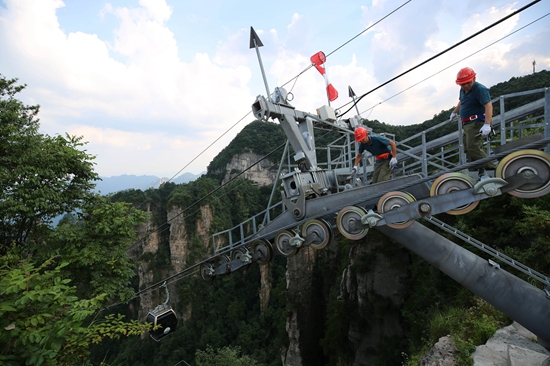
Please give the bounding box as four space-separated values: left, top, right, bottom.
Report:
93 172 204 195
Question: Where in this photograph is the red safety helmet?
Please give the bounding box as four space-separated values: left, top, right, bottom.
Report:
354 126 368 142
456 67 476 85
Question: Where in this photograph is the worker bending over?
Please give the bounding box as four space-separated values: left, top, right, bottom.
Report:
352 126 397 184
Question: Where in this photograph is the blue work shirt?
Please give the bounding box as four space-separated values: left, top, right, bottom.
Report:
358 135 391 158
459 82 491 120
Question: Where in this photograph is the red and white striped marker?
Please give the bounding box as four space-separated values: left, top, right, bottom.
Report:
310 51 338 103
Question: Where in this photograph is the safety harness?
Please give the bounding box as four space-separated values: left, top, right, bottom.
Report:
461 114 485 124
375 152 390 162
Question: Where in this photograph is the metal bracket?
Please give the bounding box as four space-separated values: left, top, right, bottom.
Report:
240 250 253 264
488 259 501 269
361 210 383 228
289 233 305 248
544 285 550 299
281 188 306 220
303 231 320 246
501 171 544 194
473 178 507 196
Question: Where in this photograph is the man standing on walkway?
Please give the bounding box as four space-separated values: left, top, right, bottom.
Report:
352 126 397 183
450 67 496 175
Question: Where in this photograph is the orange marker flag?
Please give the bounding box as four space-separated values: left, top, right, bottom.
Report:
310 51 338 102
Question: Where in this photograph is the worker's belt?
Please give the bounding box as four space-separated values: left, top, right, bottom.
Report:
375 152 390 161
461 114 485 123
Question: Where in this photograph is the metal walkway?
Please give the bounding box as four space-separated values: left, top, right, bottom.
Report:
210 87 550 255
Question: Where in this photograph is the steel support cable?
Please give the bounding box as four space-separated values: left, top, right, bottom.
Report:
125 141 286 253
125 179 254 253
358 12 550 117
129 110 253 213
279 0 413 90
102 268 200 311
116 2 545 303
338 0 542 118
124 140 296 299
422 215 550 287
166 110 253 184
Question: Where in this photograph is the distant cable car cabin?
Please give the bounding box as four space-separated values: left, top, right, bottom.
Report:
146 282 178 341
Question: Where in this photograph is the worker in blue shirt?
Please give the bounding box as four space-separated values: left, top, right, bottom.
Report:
352 126 397 183
450 67 496 175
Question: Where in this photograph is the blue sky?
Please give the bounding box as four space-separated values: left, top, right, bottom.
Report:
1 0 549 178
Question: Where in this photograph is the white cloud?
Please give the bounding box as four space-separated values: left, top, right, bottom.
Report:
0 0 548 178
0 0 254 130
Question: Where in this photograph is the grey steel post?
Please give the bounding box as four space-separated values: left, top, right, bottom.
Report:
545 88 550 153
376 221 550 344
348 86 362 117
421 131 427 176
250 27 270 98
500 96 506 146
262 141 289 227
458 119 465 165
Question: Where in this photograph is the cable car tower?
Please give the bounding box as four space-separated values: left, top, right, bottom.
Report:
197 27 550 348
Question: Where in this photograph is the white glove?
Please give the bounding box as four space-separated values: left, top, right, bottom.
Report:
352 165 357 173
389 157 397 167
479 124 492 137
450 111 457 121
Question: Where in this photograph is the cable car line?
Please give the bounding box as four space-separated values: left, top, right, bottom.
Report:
125 142 285 253
128 110 253 214
125 177 265 254
358 12 550 117
165 110 253 185
338 0 542 117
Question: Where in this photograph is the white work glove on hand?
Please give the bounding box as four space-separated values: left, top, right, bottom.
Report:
389 157 398 167
450 111 457 121
352 165 357 173
479 124 492 137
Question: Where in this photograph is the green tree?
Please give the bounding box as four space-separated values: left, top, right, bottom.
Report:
0 75 99 253
39 198 148 301
196 345 264 366
0 74 151 364
0 257 150 366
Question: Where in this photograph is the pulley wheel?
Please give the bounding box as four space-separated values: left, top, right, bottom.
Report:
496 149 550 198
249 239 273 264
430 172 479 215
231 247 250 263
336 206 369 240
274 229 299 257
200 263 215 282
301 219 332 250
377 191 416 229
213 255 231 276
